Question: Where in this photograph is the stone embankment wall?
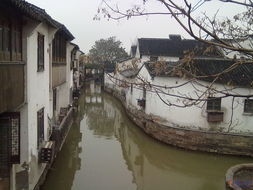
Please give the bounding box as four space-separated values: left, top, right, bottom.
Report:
104 86 253 157
35 107 75 190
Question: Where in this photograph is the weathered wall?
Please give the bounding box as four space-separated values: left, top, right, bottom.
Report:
145 73 253 133
14 21 56 190
108 62 253 134
52 64 66 88
54 42 74 116
104 85 253 157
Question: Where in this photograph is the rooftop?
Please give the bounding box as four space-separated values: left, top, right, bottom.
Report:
138 36 222 57
145 58 253 87
4 0 74 40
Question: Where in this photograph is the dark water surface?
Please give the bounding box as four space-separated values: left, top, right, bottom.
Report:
42 81 253 190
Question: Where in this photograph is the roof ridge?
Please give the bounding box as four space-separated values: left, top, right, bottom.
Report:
8 0 74 40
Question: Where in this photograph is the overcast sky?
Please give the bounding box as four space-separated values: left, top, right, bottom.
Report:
26 0 243 54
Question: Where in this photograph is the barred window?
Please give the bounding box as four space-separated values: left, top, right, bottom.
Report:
37 108 44 148
37 33 44 71
0 112 20 170
244 99 253 113
52 32 66 64
207 97 221 111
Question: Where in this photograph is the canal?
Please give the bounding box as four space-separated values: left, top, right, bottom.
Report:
42 81 253 190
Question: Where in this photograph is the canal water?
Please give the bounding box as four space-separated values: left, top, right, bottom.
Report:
42 81 253 190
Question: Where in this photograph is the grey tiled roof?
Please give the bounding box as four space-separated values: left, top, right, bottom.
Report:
145 58 253 87
138 37 222 57
5 0 74 40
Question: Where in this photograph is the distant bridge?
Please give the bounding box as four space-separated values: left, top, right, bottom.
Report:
84 64 104 82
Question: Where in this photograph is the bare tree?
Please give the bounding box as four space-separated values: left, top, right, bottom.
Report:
98 0 253 131
95 0 253 57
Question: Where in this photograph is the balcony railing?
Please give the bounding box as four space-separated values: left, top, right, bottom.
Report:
0 63 24 114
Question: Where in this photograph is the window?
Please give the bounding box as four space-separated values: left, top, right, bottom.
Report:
37 108 44 149
2 20 11 61
0 112 20 170
11 20 22 61
207 97 221 111
0 13 22 62
52 32 66 64
53 89 57 112
244 99 253 113
37 33 44 71
150 56 158 62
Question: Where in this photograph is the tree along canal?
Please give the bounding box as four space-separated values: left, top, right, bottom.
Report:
42 81 253 190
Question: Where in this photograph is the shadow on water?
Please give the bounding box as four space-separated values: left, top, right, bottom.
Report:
42 81 253 190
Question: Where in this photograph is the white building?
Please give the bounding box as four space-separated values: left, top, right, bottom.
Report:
0 1 79 189
70 43 84 91
105 36 253 156
51 29 75 121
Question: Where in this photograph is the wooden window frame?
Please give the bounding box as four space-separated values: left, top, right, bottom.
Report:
244 99 253 114
0 13 22 62
37 33 44 72
0 112 20 167
52 33 66 64
37 108 44 149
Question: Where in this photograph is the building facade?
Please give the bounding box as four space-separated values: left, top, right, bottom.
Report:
105 35 253 156
0 1 81 189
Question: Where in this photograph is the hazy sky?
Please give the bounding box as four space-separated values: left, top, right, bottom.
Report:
26 0 244 54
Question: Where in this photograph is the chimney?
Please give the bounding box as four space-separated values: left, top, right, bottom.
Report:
169 34 181 41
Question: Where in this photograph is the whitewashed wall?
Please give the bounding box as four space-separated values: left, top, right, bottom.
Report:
106 62 253 134
140 66 253 133
146 76 253 133
20 21 55 189
56 42 75 112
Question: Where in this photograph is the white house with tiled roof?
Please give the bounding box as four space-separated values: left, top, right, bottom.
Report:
105 35 253 157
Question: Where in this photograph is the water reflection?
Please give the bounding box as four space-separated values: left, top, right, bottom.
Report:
43 81 253 190
42 121 82 190
83 82 115 139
